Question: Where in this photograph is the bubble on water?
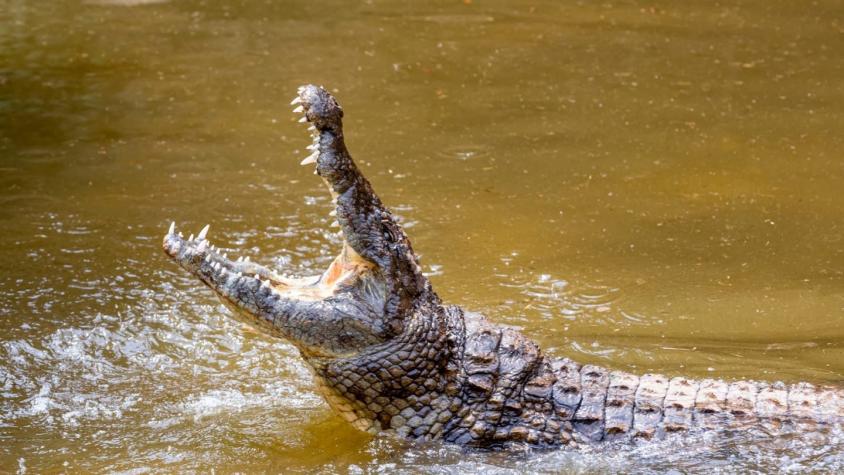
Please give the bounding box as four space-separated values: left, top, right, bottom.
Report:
23 383 53 416
182 389 251 420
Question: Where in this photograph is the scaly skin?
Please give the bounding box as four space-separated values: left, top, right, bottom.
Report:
163 85 843 448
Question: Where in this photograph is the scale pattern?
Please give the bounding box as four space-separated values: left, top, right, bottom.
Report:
311 310 843 447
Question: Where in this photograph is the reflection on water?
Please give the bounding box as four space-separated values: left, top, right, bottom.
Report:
2 0 843 472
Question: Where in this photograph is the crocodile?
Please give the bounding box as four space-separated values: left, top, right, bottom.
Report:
162 85 843 448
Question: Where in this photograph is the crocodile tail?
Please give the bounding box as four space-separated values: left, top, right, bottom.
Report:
548 362 844 442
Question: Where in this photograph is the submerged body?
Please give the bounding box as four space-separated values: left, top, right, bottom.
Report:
163 85 843 448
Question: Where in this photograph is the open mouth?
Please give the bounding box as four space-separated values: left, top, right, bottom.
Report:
162 85 372 306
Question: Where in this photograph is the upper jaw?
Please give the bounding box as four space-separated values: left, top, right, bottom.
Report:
291 84 343 133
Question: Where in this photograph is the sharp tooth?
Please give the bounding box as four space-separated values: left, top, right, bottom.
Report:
188 234 194 241
211 245 216 251
197 240 208 252
237 272 242 277
197 224 210 240
220 268 227 276
168 222 175 235
300 152 318 165
178 232 183 238
329 210 337 217
306 143 318 151
244 256 250 262
236 256 243 262
290 96 302 105
223 253 228 259
331 220 340 228
293 105 304 113
298 116 308 123
261 280 270 289
205 254 211 262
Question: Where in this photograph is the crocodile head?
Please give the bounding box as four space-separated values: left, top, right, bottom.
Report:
163 85 434 363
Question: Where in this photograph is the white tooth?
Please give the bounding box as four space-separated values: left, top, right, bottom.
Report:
329 210 337 217
211 245 216 251
293 105 304 113
189 234 194 241
262 280 270 289
237 272 242 277
331 221 340 228
236 256 243 262
300 152 318 165
290 96 302 105
244 256 250 262
197 240 208 252
178 232 183 238
222 253 228 259
306 143 318 151
205 254 211 262
197 224 210 240
168 222 175 235
307 125 316 132
220 268 227 276
298 116 308 123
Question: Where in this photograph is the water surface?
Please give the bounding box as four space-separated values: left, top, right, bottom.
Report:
1 0 843 472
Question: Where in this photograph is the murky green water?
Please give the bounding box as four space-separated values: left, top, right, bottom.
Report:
2 0 843 472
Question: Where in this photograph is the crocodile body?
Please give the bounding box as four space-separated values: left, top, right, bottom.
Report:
163 85 843 449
